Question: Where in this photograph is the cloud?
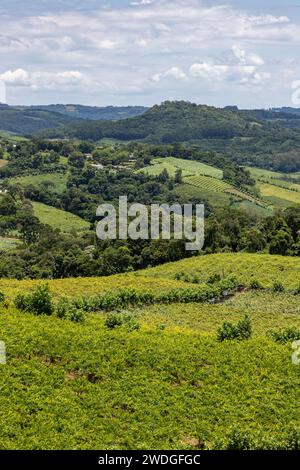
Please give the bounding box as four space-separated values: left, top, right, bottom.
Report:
189 62 229 81
0 68 86 90
153 66 187 82
0 0 299 105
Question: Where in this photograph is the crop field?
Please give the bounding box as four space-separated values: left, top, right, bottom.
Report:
142 157 223 179
142 253 300 289
0 253 299 449
258 182 300 206
32 201 90 233
185 174 269 208
10 173 68 194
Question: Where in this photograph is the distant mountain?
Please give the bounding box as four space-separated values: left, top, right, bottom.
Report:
32 104 148 121
44 101 251 142
0 104 148 135
0 105 81 135
271 107 300 116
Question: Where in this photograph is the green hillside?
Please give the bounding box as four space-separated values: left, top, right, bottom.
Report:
0 253 299 449
32 201 90 233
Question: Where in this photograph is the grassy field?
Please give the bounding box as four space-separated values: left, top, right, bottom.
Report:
0 253 299 449
32 201 90 233
258 182 300 206
10 173 68 194
142 157 223 179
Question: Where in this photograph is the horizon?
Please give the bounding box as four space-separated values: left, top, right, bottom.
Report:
1 0 300 108
1 100 300 112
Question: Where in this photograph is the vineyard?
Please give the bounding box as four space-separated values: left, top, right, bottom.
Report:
0 253 299 449
184 174 270 208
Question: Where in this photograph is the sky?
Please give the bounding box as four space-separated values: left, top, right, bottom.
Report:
1 0 300 108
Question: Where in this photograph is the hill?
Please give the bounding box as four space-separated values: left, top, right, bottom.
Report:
0 105 81 135
0 253 299 449
32 201 90 233
0 104 147 135
34 104 148 121
38 101 300 171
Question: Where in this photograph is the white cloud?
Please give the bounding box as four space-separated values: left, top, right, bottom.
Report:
153 66 187 82
0 0 299 105
232 46 265 66
189 62 229 81
0 69 85 90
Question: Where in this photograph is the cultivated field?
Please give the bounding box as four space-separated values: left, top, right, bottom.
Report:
0 253 299 449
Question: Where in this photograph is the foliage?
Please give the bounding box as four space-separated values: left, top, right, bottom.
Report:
267 327 300 344
217 315 252 342
15 284 54 316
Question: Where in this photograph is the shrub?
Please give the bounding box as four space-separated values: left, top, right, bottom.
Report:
272 281 285 293
56 298 70 319
105 313 124 329
217 315 252 342
15 284 54 316
56 297 85 323
104 313 140 331
250 279 263 290
123 314 140 331
295 285 300 295
207 273 221 284
267 327 300 344
0 292 5 304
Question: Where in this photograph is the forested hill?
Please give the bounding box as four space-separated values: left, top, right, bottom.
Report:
0 104 147 135
31 104 148 121
0 104 81 135
37 101 300 171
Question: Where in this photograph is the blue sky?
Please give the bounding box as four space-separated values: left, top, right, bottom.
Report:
1 0 300 108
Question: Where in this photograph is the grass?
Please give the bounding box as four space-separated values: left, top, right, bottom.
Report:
0 159 8 168
258 182 300 206
10 173 68 194
32 201 90 233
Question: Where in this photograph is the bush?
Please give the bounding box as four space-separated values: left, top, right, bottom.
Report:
207 273 221 284
105 313 124 329
272 281 285 293
217 315 252 342
250 279 263 290
295 285 300 295
267 327 300 344
56 297 85 323
104 313 140 331
15 284 54 316
0 292 5 304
